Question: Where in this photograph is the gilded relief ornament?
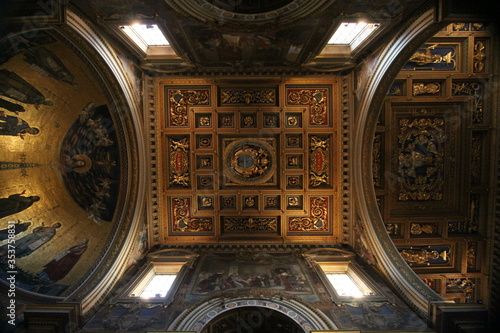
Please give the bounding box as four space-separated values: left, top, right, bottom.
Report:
397 118 445 201
286 88 328 125
473 41 486 72
220 88 276 105
408 44 456 68
413 82 440 96
169 137 190 187
452 82 483 123
288 197 329 232
168 89 209 126
399 246 450 266
223 217 278 232
222 138 277 186
171 197 213 232
410 223 437 235
309 136 330 187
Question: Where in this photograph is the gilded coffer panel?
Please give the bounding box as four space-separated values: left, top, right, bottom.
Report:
158 79 340 244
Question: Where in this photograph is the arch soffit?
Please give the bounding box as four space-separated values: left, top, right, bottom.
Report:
352 6 445 318
170 295 337 332
60 8 147 313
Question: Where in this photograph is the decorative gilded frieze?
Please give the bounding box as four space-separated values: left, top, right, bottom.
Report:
286 87 330 126
398 245 451 267
397 118 445 201
288 196 330 233
222 216 279 233
169 137 190 188
410 222 438 236
166 87 210 127
171 197 213 233
413 82 441 96
404 43 457 70
219 88 277 105
309 135 330 188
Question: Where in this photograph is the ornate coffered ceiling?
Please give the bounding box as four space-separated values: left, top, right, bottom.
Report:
149 78 343 244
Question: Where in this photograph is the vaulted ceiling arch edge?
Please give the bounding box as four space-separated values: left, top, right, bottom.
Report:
352 6 444 320
59 9 148 314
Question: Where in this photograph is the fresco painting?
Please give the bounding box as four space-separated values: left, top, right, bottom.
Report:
191 252 314 296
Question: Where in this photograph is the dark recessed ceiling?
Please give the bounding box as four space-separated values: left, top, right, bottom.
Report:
71 0 430 73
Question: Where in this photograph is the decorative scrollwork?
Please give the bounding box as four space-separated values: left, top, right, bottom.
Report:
168 89 209 126
287 88 328 125
288 197 329 232
171 197 213 232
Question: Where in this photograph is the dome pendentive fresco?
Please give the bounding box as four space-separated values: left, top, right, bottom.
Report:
0 29 126 298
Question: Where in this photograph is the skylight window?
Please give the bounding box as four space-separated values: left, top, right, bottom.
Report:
119 24 169 53
317 262 374 299
326 273 365 297
328 22 380 50
133 274 176 298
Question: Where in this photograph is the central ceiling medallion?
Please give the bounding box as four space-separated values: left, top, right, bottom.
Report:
222 137 277 187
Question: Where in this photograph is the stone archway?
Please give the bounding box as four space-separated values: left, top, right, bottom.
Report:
169 295 336 332
200 306 305 333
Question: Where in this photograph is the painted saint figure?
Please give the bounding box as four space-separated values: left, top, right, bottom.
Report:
0 222 61 258
0 114 39 138
0 221 31 240
23 46 76 86
0 191 40 218
0 98 25 114
0 69 53 106
36 239 89 282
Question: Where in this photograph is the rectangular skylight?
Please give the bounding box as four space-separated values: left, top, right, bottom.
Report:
328 22 379 50
326 273 366 297
139 274 176 298
120 24 169 53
